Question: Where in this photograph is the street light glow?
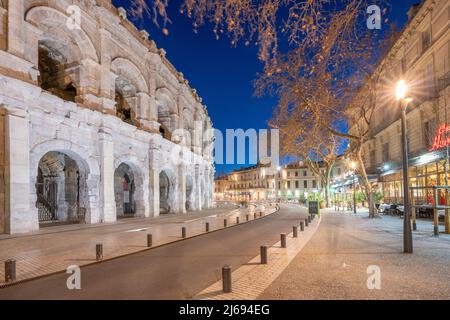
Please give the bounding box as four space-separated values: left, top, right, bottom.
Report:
396 80 408 100
350 161 357 170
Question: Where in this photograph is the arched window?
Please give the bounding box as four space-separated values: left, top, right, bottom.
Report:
38 43 78 102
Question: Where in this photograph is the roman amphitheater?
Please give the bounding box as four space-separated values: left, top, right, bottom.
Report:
0 0 215 234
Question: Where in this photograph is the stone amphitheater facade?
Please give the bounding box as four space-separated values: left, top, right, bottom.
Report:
0 0 215 234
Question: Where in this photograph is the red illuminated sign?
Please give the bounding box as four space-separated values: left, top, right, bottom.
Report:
429 124 450 151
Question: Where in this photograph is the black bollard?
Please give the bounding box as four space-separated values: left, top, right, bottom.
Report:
224 219 228 227
5 259 16 283
293 226 298 238
308 215 311 223
96 244 103 261
147 234 153 247
236 217 240 224
222 265 232 293
280 233 287 248
182 227 187 238
206 222 210 232
305 218 309 227
260 246 268 264
254 212 257 219
300 220 305 231
246 214 249 221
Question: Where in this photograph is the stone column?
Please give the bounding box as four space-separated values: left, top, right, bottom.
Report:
194 164 202 211
209 167 216 208
4 109 37 234
99 129 116 223
148 142 160 217
7 0 25 57
99 28 116 114
177 163 187 214
0 7 7 51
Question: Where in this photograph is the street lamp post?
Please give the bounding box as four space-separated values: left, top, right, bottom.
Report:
396 80 413 254
350 161 357 214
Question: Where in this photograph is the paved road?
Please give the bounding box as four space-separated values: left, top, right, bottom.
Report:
259 211 450 299
0 204 306 300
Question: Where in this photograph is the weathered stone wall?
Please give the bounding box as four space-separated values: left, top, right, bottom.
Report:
0 0 216 234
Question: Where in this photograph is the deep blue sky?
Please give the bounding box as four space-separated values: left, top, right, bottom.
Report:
113 0 419 176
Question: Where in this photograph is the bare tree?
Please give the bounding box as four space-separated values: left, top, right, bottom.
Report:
128 0 397 217
270 103 342 207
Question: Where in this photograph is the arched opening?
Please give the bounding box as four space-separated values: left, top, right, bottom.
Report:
159 171 172 214
186 175 193 211
114 163 139 218
156 88 177 140
115 77 137 125
36 151 87 227
159 123 171 140
38 42 78 102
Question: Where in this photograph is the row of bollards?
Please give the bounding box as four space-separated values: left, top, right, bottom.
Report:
3 210 275 284
220 215 311 293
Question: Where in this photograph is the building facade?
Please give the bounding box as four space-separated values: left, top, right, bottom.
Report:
214 163 276 202
353 0 449 205
0 0 215 234
214 160 349 203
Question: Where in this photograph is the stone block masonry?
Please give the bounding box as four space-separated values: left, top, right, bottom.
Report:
0 0 215 234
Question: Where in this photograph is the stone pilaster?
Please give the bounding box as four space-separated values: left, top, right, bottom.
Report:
99 28 116 114
7 0 25 58
177 163 187 214
148 142 160 217
194 164 202 211
4 108 37 234
99 129 116 223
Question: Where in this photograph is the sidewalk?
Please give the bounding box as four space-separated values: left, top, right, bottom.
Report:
194 205 320 300
0 204 278 286
259 208 450 300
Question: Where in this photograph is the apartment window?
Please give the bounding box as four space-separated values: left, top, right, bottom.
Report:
312 180 317 189
422 28 431 53
382 143 389 162
304 180 308 188
295 181 299 188
370 149 376 167
287 171 290 178
423 119 436 146
278 182 281 189
303 170 307 177
287 181 291 189
295 171 299 177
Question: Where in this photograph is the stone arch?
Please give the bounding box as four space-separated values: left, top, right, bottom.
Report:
26 6 99 102
111 58 148 125
114 162 145 218
25 6 99 62
159 167 176 214
30 140 100 226
156 87 178 139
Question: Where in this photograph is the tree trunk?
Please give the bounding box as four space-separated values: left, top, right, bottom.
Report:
356 147 379 218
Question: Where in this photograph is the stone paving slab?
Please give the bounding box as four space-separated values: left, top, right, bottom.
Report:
193 213 321 300
0 204 278 286
259 209 450 300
